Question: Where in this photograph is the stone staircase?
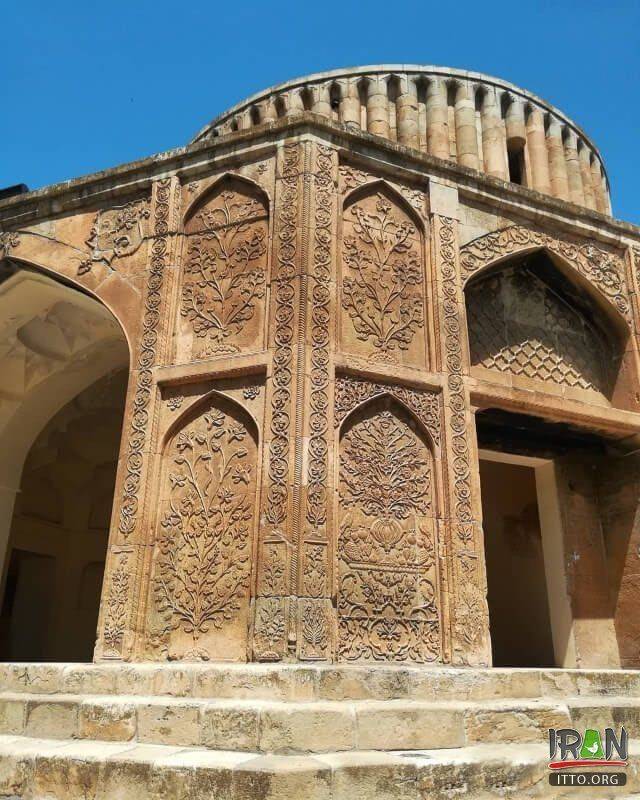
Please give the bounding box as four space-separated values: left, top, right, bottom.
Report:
0 663 638 798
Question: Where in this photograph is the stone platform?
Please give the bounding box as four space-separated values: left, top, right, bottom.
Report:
0 663 638 798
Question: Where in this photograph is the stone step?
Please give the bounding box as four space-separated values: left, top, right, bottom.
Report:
0 734 637 800
4 689 640 753
2 662 640 703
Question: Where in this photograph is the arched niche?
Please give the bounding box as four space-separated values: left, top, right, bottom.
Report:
178 174 270 362
464 248 635 408
340 182 427 368
0 260 130 660
336 395 441 664
150 391 259 661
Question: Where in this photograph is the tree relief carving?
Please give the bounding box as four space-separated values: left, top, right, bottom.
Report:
341 188 426 365
153 395 258 661
180 178 268 359
337 399 440 663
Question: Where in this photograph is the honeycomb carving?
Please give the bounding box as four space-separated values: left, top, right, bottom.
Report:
466 267 615 397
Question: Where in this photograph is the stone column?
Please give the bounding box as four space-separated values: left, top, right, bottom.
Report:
339 79 361 129
366 75 389 138
480 87 508 179
426 78 450 160
546 117 570 200
590 158 607 213
526 107 551 194
564 130 585 205
288 89 305 116
261 97 278 123
312 83 332 118
454 82 480 170
396 75 419 148
579 143 597 209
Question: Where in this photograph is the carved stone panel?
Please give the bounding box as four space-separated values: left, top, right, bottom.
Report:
337 398 440 663
340 186 426 367
178 177 268 361
151 393 258 661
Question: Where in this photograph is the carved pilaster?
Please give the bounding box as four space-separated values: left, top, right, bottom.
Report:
253 142 302 661
295 144 339 660
95 176 181 660
432 214 491 666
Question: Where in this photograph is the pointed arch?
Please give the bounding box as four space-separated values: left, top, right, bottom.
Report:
150 388 259 661
182 171 270 226
334 374 440 452
340 181 427 366
178 173 270 361
464 245 633 403
343 178 424 233
460 225 630 333
336 394 441 664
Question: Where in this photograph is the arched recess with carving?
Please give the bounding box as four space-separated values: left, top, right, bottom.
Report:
148 390 260 661
335 394 442 664
339 181 428 368
461 230 637 409
0 257 130 660
177 174 270 363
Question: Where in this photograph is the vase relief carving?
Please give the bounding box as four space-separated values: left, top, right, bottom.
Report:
337 398 441 663
340 186 426 366
178 177 268 361
152 394 258 661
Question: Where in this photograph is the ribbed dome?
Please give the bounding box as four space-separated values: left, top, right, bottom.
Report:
192 65 610 213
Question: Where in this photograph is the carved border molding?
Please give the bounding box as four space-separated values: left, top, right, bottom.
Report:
254 142 299 661
436 215 488 666
334 373 441 448
306 145 333 535
117 179 170 541
460 225 630 323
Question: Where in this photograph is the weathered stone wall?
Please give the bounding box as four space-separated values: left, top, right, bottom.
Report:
0 104 639 667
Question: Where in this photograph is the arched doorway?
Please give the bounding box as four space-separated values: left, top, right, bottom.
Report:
465 249 632 668
0 261 129 661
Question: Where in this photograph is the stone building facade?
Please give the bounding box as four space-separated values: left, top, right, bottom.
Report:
1 64 640 676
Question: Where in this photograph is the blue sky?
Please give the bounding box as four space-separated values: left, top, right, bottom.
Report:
3 0 639 223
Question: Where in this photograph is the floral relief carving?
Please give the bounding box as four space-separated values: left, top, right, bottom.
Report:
460 225 630 322
102 561 130 656
181 179 268 358
118 179 172 544
300 601 329 660
341 189 425 362
153 397 257 661
78 199 150 275
334 374 440 447
255 142 299 660
437 215 488 665
0 231 19 260
338 400 440 663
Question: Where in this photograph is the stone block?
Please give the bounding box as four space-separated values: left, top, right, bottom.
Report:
200 703 260 751
79 701 137 742
234 755 332 800
0 698 25 734
464 704 571 744
136 701 200 746
25 700 78 739
259 704 355 753
356 703 465 750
